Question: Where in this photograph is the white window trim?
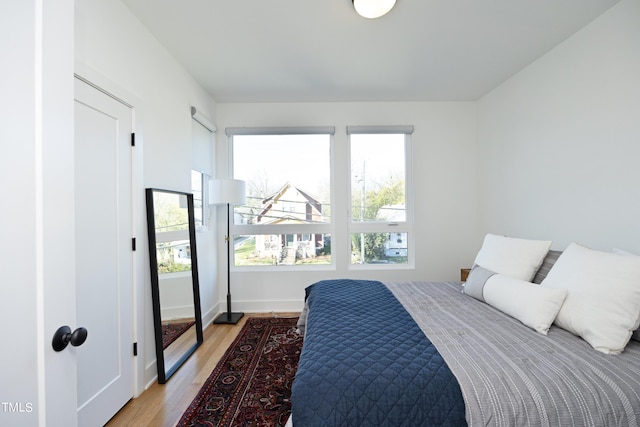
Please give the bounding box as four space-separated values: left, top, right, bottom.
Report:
226 125 414 271
234 223 333 236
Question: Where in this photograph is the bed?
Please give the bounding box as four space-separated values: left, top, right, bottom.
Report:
289 235 640 426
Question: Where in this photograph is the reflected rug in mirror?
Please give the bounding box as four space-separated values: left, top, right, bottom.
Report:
177 317 302 427
162 320 196 350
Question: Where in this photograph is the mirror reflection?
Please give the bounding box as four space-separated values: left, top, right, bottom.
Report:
146 188 203 384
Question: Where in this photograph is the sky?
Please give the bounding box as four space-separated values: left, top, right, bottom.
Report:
232 133 405 202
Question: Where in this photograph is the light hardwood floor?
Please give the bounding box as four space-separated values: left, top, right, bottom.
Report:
106 312 300 427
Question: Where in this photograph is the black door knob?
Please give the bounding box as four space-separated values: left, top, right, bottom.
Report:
52 326 88 352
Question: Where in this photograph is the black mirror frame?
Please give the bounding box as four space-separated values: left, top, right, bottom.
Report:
145 188 204 384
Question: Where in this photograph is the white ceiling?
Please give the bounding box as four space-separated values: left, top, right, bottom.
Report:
121 0 620 103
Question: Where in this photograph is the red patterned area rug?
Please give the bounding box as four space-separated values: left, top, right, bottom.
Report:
162 320 196 350
177 317 302 427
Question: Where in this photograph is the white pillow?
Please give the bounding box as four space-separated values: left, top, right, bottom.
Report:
473 233 552 282
614 248 640 342
483 274 567 334
541 242 640 354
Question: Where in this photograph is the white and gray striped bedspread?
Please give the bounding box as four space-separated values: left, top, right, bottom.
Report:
385 281 640 427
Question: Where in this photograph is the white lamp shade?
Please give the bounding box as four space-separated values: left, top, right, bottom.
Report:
209 179 246 205
353 0 396 18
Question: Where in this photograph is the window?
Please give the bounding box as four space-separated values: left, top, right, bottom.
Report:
152 191 192 274
228 127 334 268
227 125 413 269
348 126 413 267
191 170 205 229
191 109 214 230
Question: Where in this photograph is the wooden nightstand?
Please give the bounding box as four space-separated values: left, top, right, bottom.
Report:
460 268 471 281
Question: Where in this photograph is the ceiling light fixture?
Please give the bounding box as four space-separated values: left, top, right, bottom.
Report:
352 0 396 19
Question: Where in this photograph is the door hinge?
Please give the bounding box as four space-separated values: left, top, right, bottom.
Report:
131 132 135 147
132 237 136 251
133 342 138 356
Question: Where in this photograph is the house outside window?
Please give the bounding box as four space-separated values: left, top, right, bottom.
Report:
228 127 334 268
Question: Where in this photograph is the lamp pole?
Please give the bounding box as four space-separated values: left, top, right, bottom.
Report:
212 179 246 325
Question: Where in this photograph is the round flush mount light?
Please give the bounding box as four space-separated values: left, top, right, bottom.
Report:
352 0 397 19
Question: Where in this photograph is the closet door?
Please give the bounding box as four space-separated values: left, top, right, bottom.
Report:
74 77 134 426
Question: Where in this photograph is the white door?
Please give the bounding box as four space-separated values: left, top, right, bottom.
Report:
74 77 134 426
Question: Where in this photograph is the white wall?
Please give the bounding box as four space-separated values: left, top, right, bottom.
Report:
75 0 219 389
216 101 479 312
477 0 640 254
159 275 196 319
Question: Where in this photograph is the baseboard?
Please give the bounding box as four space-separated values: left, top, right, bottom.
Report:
144 360 157 390
228 299 304 314
201 303 219 326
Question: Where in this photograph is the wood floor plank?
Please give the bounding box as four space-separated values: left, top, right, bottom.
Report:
106 312 300 427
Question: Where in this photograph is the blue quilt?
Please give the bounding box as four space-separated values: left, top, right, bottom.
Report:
291 279 466 426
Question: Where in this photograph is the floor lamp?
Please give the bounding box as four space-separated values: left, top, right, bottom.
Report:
210 179 246 324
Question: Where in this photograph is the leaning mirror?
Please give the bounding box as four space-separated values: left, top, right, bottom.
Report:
146 188 204 383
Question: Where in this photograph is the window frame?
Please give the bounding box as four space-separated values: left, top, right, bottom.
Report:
347 126 415 270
